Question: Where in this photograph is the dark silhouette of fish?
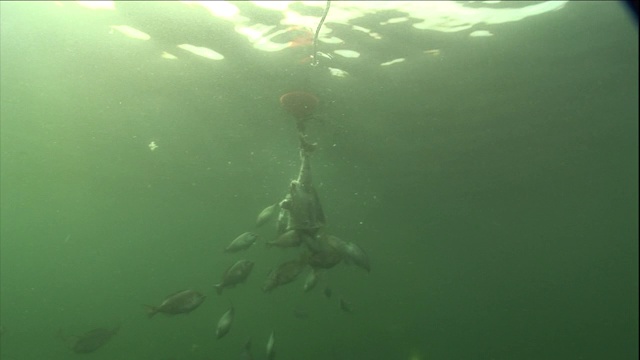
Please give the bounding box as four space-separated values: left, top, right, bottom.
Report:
262 258 306 293
239 337 254 360
60 325 120 353
214 260 254 295
293 308 310 319
323 287 332 299
225 232 258 253
145 289 206 318
339 298 353 313
256 203 279 228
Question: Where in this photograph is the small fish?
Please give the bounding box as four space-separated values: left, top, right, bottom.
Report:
64 326 120 353
225 232 258 253
323 287 332 299
262 259 306 293
266 229 302 248
293 308 309 319
145 290 206 318
266 331 276 360
240 337 254 360
306 248 342 270
329 236 370 273
302 269 319 292
216 307 234 339
342 241 370 273
256 203 279 227
214 260 255 295
339 298 353 313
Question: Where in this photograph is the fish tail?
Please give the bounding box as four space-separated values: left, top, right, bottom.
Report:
144 305 158 318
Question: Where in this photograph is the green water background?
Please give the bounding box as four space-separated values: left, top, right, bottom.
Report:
0 2 637 359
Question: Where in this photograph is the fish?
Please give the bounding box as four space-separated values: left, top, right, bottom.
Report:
339 298 353 313
293 308 309 319
300 231 328 253
145 290 206 318
262 259 307 293
214 260 255 295
280 149 326 231
302 269 319 292
306 248 342 270
240 337 254 360
266 331 276 360
266 229 302 248
256 203 279 227
329 236 370 273
225 232 258 253
323 287 332 299
216 307 234 339
342 241 370 273
326 234 347 250
66 325 120 353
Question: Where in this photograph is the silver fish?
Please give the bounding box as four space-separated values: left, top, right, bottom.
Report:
328 236 370 273
266 229 302 248
342 241 370 273
216 307 234 339
256 203 279 227
145 290 206 318
225 232 258 253
302 269 319 292
266 331 276 360
215 260 254 295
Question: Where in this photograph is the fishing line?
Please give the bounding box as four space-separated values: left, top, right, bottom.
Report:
311 0 331 67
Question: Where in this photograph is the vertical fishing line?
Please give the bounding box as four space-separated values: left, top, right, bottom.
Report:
311 1 331 67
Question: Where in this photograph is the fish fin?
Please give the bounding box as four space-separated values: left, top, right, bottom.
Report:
143 305 158 318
